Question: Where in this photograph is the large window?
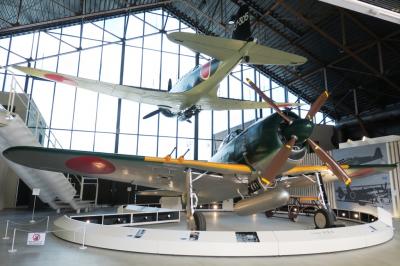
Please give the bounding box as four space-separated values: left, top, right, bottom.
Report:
0 8 334 161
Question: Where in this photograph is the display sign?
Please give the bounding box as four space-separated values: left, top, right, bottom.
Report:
333 143 393 214
32 188 40 196
27 233 46 245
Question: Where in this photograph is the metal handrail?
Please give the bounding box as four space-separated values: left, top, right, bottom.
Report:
6 68 63 149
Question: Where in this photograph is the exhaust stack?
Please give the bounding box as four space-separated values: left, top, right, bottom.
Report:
234 188 290 216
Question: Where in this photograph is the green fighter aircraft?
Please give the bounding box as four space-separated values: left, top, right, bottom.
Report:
3 79 395 231
12 5 306 123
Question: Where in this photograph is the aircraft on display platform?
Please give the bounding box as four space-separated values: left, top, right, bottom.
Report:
3 78 395 231
12 5 306 122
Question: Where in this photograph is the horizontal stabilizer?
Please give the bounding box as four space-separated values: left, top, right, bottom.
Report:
167 32 307 65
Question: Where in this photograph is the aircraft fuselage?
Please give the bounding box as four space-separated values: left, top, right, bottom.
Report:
169 41 256 110
210 111 310 182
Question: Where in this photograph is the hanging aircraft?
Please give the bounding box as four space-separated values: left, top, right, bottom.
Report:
12 5 306 122
3 79 395 231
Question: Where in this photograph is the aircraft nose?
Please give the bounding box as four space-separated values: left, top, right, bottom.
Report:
282 119 314 144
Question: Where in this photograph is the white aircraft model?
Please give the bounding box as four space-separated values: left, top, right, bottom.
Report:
13 5 307 122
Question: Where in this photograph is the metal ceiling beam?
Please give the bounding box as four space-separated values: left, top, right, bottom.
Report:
0 0 172 35
278 0 400 93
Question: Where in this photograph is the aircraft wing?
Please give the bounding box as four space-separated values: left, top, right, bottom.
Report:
3 146 252 203
168 32 307 65
12 66 186 111
279 164 397 187
198 97 301 110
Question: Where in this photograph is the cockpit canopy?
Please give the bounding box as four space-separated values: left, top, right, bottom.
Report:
218 128 243 151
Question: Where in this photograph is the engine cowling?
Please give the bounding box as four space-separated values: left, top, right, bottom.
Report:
234 188 289 216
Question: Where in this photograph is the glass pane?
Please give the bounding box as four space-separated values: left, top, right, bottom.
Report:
118 134 137 155
198 110 212 139
141 49 160 89
138 103 158 135
137 135 157 156
73 89 97 131
159 116 177 137
158 137 177 157
94 133 115 153
126 14 144 39
96 94 118 132
101 44 121 84
120 100 139 134
213 111 228 136
49 129 71 149
123 45 142 86
79 47 101 80
51 83 75 129
198 139 211 160
31 79 54 125
177 138 194 160
71 131 95 151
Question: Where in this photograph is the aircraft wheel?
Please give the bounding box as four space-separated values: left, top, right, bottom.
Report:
265 210 274 218
314 209 334 229
193 212 206 231
349 191 357 200
289 211 299 222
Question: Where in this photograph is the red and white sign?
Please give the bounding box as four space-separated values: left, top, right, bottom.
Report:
27 233 46 246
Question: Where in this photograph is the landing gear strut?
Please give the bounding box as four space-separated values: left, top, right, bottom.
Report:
184 168 206 231
314 172 336 229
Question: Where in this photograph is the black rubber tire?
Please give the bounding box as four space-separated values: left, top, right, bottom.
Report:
193 212 207 231
265 210 274 218
314 209 334 229
289 211 299 222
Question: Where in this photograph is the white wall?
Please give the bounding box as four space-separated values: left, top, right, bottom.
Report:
0 158 18 210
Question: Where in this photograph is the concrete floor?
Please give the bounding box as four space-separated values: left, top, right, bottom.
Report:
1 208 399 266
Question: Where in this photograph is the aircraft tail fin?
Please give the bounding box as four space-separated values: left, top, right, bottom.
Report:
232 5 251 41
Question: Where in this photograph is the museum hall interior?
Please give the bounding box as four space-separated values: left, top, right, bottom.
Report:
0 0 400 265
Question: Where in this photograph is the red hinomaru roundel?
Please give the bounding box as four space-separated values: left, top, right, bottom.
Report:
44 73 77 86
65 156 116 174
200 61 211 80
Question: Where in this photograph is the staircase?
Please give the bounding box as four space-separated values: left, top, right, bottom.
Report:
0 72 93 212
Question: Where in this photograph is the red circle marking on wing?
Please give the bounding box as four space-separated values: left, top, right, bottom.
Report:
200 61 211 80
66 156 116 174
44 73 77 86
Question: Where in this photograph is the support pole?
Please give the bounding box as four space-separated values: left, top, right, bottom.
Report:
80 224 87 250
2 220 10 240
316 172 330 210
8 228 17 253
185 168 194 230
46 216 50 232
30 195 37 223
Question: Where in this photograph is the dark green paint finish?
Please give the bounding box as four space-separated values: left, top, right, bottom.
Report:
210 112 288 165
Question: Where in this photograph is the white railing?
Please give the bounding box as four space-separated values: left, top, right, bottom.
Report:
6 69 63 149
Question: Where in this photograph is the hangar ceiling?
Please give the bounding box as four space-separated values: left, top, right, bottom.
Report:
0 0 399 124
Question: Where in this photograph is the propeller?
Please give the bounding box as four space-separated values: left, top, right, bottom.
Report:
143 109 161 119
168 79 172 92
246 78 292 123
306 90 329 121
263 136 298 181
246 78 351 186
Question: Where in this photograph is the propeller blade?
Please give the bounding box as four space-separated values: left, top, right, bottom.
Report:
307 139 352 186
168 79 172 92
263 136 297 180
306 90 329 121
143 109 160 119
246 78 293 124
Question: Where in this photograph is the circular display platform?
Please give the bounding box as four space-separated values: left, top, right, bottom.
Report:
52 207 393 256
